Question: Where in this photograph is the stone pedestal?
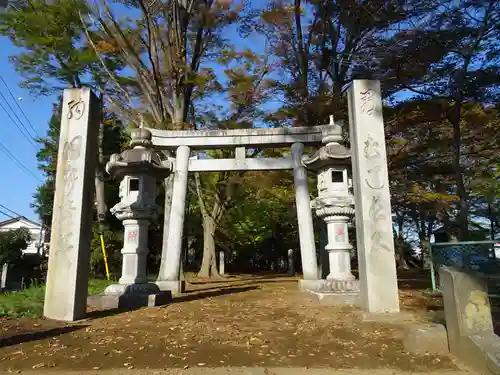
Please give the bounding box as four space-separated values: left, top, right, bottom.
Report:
88 283 172 310
119 219 150 284
110 197 159 294
299 278 360 306
307 290 359 306
322 212 355 283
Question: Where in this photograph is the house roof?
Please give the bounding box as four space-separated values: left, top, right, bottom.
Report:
0 216 41 228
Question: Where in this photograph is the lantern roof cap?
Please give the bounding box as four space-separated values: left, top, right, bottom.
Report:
106 127 172 178
302 115 350 170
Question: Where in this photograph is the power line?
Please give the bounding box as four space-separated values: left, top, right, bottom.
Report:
0 139 41 182
0 209 15 220
0 96 38 150
0 203 21 218
0 89 36 138
0 75 40 138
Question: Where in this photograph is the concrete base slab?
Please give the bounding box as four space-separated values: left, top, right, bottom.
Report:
298 279 360 294
298 279 326 292
307 290 360 306
155 280 186 294
403 323 449 355
361 311 416 324
87 291 172 310
104 282 160 295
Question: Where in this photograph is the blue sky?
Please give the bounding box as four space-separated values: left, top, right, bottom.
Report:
0 37 56 223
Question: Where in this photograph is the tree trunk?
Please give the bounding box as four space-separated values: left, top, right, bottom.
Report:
95 170 107 230
451 100 469 240
198 213 219 277
488 203 495 240
397 255 409 270
95 100 107 233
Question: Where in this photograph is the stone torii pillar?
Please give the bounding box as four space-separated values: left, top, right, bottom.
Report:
156 145 190 294
292 142 319 285
348 80 400 314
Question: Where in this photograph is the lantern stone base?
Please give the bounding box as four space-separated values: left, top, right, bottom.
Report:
298 278 360 293
323 278 359 293
87 290 172 310
307 290 360 306
298 279 326 292
87 282 171 310
300 278 360 306
155 280 186 295
104 282 161 295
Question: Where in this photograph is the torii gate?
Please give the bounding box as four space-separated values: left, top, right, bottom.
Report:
43 80 400 322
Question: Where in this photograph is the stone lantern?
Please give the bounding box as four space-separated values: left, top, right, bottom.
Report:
100 128 173 305
302 116 358 294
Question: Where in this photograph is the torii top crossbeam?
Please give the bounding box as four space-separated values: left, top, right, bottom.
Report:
148 125 329 150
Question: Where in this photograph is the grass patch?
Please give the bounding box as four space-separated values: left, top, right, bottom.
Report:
0 279 115 319
88 278 115 295
0 284 46 318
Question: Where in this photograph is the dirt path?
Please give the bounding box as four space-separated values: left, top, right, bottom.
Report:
0 276 465 373
17 367 477 375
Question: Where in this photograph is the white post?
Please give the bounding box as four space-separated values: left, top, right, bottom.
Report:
219 251 225 275
287 249 295 276
348 80 399 313
157 145 190 291
44 88 99 321
291 142 318 280
1 263 7 289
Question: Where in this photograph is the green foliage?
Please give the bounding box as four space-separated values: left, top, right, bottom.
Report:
87 279 116 295
89 224 123 278
0 0 92 93
0 282 45 318
0 228 31 266
0 0 122 94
